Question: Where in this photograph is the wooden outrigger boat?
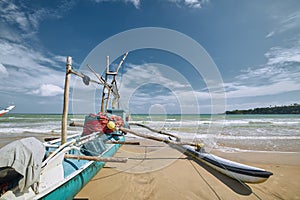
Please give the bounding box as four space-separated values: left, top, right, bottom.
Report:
0 54 130 199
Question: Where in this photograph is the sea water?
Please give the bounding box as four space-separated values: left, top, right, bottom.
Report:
1 114 299 152
128 114 300 153
0 114 82 147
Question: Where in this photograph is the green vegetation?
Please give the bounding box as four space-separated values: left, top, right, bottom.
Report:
226 103 300 114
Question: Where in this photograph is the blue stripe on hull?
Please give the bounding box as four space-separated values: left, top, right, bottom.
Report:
41 142 122 200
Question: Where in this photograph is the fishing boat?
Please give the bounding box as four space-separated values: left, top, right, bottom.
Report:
174 145 273 183
0 106 15 117
0 54 130 199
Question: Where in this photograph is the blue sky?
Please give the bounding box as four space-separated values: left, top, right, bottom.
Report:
0 0 300 114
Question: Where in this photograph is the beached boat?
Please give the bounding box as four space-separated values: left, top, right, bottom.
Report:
0 132 126 200
0 54 129 199
0 106 15 117
172 144 273 183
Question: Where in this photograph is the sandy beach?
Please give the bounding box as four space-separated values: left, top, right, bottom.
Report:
0 135 299 199
75 138 300 200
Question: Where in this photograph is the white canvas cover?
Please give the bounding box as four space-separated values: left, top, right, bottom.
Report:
0 137 45 193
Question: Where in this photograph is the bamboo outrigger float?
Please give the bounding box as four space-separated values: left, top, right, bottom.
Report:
121 124 273 184
0 54 130 199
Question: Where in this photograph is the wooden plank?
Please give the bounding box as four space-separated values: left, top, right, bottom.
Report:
119 127 198 147
69 121 84 127
65 154 128 163
129 122 180 141
106 141 140 145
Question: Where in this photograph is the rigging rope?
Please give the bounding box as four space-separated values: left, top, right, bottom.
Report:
188 159 221 200
207 155 262 200
129 123 264 200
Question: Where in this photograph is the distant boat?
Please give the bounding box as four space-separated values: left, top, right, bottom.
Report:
0 105 15 117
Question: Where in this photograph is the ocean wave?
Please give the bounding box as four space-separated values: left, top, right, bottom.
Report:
129 119 300 127
0 127 80 135
211 145 300 153
179 134 300 140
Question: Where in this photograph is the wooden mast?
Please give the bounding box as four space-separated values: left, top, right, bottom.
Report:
100 56 109 112
101 52 128 112
61 56 72 145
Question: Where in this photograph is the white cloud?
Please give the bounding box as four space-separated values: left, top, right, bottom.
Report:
265 46 300 65
0 0 76 41
0 63 9 77
0 39 66 96
265 31 274 38
93 0 141 8
167 0 209 9
266 10 300 38
118 63 202 113
126 0 140 8
0 41 57 70
31 84 64 96
225 81 300 98
225 42 300 99
0 1 73 98
91 0 209 9
0 1 40 39
184 0 202 8
120 63 190 91
279 11 300 33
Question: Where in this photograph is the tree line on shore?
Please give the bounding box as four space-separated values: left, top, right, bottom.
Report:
225 103 300 114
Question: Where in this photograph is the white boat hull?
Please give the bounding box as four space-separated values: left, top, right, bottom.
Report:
175 145 273 183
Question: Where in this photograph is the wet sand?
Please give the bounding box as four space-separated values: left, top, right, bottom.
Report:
75 138 300 200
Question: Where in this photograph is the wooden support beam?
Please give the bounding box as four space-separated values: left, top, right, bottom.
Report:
106 141 140 145
44 137 60 142
119 127 198 147
86 64 105 85
129 122 180 141
116 52 128 73
64 154 128 163
69 69 102 85
69 121 84 127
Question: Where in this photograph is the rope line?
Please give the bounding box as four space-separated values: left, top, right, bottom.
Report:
130 123 264 199
207 155 262 200
90 144 149 182
188 160 222 200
